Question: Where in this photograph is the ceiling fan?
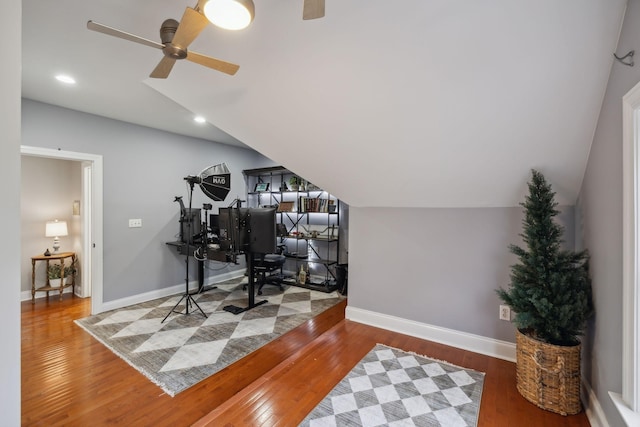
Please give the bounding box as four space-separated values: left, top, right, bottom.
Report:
87 6 239 79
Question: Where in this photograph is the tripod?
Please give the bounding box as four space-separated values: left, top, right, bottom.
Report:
162 179 207 323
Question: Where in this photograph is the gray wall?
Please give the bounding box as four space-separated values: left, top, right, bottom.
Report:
2 0 21 424
577 1 640 426
348 205 575 342
22 99 272 302
21 157 83 294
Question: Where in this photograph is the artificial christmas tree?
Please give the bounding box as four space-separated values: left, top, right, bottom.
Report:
497 169 593 415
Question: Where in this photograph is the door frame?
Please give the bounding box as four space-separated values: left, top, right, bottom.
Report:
617 79 640 423
20 145 104 314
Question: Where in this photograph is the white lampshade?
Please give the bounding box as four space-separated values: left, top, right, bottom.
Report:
203 0 255 30
45 220 68 237
45 220 68 252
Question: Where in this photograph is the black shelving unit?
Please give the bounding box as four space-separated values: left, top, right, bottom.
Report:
244 166 341 293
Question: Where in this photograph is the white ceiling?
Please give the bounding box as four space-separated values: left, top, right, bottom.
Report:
22 0 627 207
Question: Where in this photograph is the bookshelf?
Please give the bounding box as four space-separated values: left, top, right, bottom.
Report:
244 166 344 293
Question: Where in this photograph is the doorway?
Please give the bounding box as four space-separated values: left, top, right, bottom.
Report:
20 146 104 315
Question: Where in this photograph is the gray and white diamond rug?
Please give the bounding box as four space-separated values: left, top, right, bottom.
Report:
74 277 344 396
300 344 485 427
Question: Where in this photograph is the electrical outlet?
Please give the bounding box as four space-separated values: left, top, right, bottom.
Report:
499 304 511 321
128 218 142 228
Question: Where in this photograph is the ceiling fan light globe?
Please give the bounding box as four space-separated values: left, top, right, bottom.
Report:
204 0 255 31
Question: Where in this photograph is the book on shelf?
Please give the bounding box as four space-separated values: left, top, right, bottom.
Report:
277 201 295 212
298 197 335 213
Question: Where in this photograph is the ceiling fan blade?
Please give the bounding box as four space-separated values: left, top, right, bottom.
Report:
87 20 164 50
186 51 240 76
172 7 210 49
194 0 208 13
303 0 325 20
150 57 177 79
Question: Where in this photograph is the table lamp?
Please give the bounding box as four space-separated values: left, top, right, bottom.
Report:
45 220 68 253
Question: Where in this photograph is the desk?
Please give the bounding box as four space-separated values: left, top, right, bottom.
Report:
31 252 76 303
166 242 229 292
165 241 266 314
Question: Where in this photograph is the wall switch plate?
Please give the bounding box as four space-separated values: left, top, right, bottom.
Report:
499 304 511 321
128 218 142 228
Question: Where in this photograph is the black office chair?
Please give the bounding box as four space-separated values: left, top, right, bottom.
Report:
254 252 286 295
242 242 287 295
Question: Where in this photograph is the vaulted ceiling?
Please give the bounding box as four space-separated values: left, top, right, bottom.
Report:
22 0 627 207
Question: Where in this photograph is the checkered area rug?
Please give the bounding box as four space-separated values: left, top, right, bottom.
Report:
300 344 485 427
75 277 343 396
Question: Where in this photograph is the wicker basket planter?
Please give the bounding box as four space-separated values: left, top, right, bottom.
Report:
515 329 582 415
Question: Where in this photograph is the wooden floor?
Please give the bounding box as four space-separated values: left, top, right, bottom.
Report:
22 294 591 426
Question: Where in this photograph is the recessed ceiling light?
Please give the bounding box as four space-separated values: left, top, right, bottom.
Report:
55 75 76 84
194 116 207 124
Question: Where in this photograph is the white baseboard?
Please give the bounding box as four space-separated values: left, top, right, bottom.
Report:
346 306 614 424
21 286 76 302
100 271 245 312
581 381 609 427
345 306 516 362
23 271 246 310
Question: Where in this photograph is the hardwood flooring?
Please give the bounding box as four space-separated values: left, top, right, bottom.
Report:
22 294 590 426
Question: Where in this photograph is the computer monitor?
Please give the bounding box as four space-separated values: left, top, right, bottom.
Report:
218 207 240 253
245 207 277 254
209 213 220 236
217 207 276 255
180 208 201 244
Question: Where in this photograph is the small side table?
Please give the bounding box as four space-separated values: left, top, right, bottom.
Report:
31 252 76 303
